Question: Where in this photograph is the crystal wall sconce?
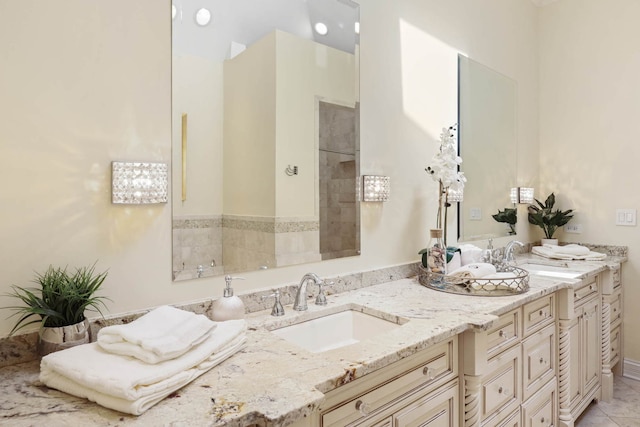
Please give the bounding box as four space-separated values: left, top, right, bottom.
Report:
361 175 390 202
510 187 535 204
111 161 168 204
446 188 464 203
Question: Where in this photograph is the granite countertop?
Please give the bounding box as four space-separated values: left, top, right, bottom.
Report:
0 255 624 427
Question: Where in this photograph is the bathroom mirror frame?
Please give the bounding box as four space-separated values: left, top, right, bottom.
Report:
457 54 518 242
171 0 361 281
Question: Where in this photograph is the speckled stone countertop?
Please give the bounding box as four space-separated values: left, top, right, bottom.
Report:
0 255 625 427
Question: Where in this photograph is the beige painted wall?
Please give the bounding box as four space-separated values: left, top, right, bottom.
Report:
0 0 539 338
275 30 356 218
539 0 640 360
223 33 277 217
172 55 223 216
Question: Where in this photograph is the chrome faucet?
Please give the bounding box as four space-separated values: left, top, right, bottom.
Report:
293 273 322 311
504 240 524 263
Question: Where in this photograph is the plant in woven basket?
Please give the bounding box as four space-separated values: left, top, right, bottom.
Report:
4 264 110 335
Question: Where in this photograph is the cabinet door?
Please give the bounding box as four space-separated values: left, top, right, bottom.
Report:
392 380 458 427
582 298 601 395
522 324 556 401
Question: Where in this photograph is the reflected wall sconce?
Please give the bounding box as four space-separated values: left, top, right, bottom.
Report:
446 188 464 203
111 161 168 204
510 187 535 204
361 175 390 202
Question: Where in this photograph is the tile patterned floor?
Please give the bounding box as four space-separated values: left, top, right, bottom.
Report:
576 376 640 426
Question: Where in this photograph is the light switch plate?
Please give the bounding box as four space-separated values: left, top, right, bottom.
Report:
615 209 636 226
469 207 482 221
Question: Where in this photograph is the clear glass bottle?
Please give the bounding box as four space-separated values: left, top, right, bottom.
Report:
426 229 447 282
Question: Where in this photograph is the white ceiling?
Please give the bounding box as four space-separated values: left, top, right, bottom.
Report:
172 0 359 62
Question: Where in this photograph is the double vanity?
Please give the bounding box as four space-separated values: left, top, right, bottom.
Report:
0 252 625 427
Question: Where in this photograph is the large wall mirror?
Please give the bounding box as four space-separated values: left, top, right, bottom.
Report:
171 0 360 281
457 54 517 242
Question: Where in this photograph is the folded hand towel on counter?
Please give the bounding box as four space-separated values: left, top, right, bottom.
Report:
97 305 216 364
543 243 590 256
448 263 497 279
532 245 606 261
40 319 246 415
458 244 483 266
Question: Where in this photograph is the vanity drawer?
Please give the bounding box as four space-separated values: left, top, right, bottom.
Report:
521 379 557 427
522 324 556 401
523 295 556 337
495 409 521 427
487 309 521 358
321 339 457 426
481 344 521 424
573 277 598 305
610 291 623 326
610 324 621 366
391 379 459 427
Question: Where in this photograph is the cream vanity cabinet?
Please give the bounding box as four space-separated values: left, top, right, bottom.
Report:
462 293 558 427
312 337 459 426
556 274 602 427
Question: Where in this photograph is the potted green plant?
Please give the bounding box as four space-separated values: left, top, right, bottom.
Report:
4 264 109 355
492 207 517 235
528 193 574 244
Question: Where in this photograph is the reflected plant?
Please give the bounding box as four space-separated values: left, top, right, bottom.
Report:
492 207 517 235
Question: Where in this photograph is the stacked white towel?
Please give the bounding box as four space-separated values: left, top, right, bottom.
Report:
40 306 247 416
532 244 606 261
97 305 217 364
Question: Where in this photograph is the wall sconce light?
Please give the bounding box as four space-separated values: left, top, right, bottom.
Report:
361 175 390 202
510 187 534 204
112 161 168 204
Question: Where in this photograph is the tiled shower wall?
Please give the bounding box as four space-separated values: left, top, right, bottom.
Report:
319 101 360 260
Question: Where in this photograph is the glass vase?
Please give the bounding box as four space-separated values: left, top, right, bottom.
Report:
425 229 447 283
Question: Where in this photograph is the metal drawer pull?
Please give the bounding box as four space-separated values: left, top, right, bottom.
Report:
423 366 435 380
540 357 546 364
355 400 372 417
498 386 509 394
499 330 508 339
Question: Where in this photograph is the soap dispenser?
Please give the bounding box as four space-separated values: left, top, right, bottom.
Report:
210 276 246 321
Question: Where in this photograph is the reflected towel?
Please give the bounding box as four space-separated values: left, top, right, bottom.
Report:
97 305 216 364
543 243 590 256
448 263 497 279
532 246 606 261
41 334 246 415
40 319 246 414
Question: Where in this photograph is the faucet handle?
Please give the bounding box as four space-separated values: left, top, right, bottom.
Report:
262 290 285 317
315 280 334 306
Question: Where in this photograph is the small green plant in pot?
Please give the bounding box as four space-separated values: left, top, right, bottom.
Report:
492 207 517 235
4 264 110 355
528 193 574 241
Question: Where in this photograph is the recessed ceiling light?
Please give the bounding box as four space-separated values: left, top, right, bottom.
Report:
195 8 211 26
354 21 360 35
314 22 328 36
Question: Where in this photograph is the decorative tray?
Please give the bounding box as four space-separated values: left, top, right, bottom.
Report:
418 264 530 296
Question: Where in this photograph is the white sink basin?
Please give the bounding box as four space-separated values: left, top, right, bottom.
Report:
271 308 405 353
519 263 582 279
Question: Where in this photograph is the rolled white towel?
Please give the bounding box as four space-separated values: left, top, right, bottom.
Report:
97 305 216 364
448 263 497 279
543 243 590 256
458 244 484 266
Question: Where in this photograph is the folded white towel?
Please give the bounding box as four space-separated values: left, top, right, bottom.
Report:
532 246 606 261
41 334 246 415
448 263 497 279
97 305 216 364
447 252 462 271
458 244 483 266
543 243 590 256
40 319 246 413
